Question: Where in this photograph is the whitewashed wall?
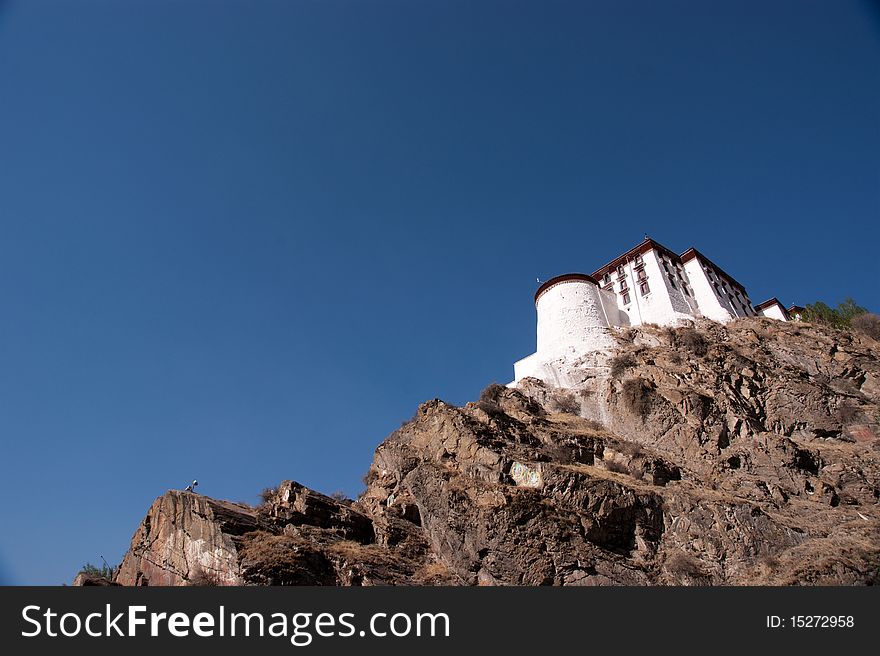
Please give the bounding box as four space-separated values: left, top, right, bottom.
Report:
597 250 697 327
651 250 702 318
536 279 614 356
759 302 788 321
512 279 616 384
682 258 736 323
599 287 628 327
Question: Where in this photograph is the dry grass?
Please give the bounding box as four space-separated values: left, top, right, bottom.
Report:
673 327 709 357
852 313 880 341
417 560 455 584
476 383 508 419
549 391 580 415
237 531 338 585
188 567 224 586
663 550 709 581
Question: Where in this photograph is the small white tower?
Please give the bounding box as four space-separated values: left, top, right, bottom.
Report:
512 274 619 384
535 274 616 357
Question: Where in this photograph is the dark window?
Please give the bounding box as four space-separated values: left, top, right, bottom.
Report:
620 279 628 291
622 292 631 305
617 264 625 276
640 281 650 295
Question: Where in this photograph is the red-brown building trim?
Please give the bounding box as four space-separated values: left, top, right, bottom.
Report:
590 238 682 280
534 273 598 304
755 297 784 311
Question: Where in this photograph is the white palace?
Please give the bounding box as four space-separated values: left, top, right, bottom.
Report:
512 237 802 384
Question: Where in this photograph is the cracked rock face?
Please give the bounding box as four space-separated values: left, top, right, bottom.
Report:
115 493 258 586
109 318 880 586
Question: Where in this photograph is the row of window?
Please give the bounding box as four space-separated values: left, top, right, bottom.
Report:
598 250 759 317
601 258 650 307
601 254 645 286
702 264 756 316
660 255 693 297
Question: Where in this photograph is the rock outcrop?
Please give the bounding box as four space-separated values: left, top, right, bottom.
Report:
107 318 880 586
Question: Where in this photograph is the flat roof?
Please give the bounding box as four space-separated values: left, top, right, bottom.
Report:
534 273 598 303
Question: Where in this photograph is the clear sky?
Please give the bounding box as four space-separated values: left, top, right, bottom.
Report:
1 0 878 585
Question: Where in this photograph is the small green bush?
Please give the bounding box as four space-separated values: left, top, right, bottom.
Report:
801 298 867 329
78 562 114 580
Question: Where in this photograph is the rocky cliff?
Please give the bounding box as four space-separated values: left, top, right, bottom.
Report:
109 318 880 586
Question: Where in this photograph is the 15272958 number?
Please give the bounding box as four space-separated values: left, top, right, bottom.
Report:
767 616 854 628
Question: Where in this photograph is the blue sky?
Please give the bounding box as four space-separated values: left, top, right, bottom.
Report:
0 0 878 584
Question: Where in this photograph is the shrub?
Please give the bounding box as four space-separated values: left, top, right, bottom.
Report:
479 383 507 403
550 391 580 415
674 327 708 357
258 487 277 504
476 382 509 419
78 562 114 581
621 378 654 421
851 313 880 341
609 352 636 377
664 550 707 579
801 298 867 329
188 567 223 586
329 490 349 502
618 328 637 343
